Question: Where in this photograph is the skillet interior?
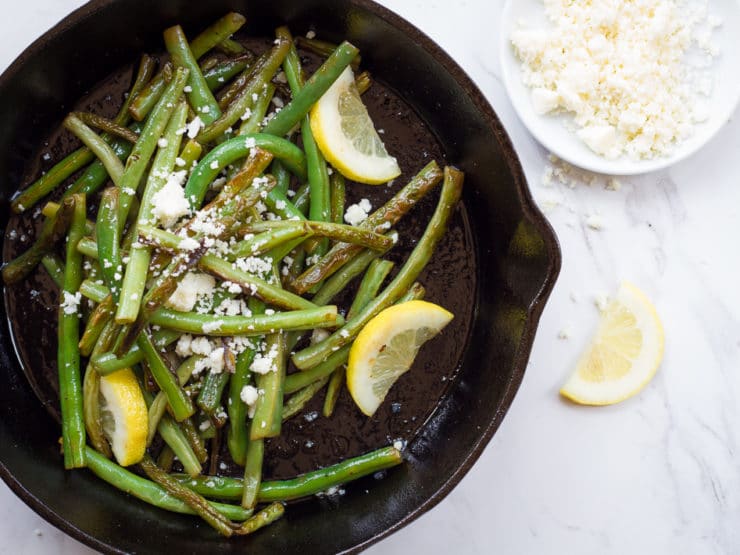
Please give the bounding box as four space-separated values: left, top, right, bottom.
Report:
0 1 560 553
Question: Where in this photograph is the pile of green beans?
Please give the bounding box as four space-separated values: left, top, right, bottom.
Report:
2 12 464 538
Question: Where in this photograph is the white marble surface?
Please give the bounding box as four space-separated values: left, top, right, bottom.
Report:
2 1 740 554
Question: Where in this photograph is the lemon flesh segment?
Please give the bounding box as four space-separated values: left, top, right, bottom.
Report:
347 300 454 416
310 66 401 185
560 282 664 406
99 368 148 466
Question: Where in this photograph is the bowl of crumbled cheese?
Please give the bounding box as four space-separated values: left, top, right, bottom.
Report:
500 0 740 175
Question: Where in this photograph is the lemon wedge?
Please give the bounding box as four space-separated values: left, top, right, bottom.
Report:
310 66 401 184
99 368 148 466
347 300 454 416
560 282 664 405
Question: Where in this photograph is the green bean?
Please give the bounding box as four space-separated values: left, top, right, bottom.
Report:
69 112 139 143
148 355 200 445
263 41 359 137
295 36 362 71
157 445 175 473
292 166 463 370
151 304 342 336
129 63 173 121
204 55 252 91
41 254 65 288
179 138 202 168
282 376 329 421
184 133 306 209
164 25 222 125
2 196 75 285
176 446 402 503
226 352 256 465
322 366 345 417
234 502 284 535
217 37 247 56
137 331 194 422
63 115 124 186
118 67 190 224
285 347 348 394
197 370 230 415
189 13 247 60
197 39 291 144
348 259 395 318
180 418 209 463
330 172 346 225
66 136 135 200
139 455 235 537
225 226 308 258
10 149 94 213
240 221 394 252
95 187 122 297
199 254 318 311
272 159 291 195
140 378 202 476
58 193 87 469
355 70 372 95
250 332 286 440
78 294 115 356
237 83 274 136
76 236 100 259
82 318 117 459
292 181 311 216
310 232 397 306
85 447 251 520
292 161 443 294
241 437 264 509
116 102 189 323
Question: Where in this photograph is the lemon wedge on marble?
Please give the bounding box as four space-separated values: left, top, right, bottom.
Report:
99 368 148 466
310 66 401 184
560 282 664 405
347 300 453 416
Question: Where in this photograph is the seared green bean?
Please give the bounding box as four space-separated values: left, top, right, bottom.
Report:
95 187 122 297
137 331 194 422
204 54 252 91
250 332 286 440
184 133 306 209
295 36 362 71
347 259 395 318
282 376 329 421
41 254 65 288
118 67 190 224
164 25 222 125
58 193 87 469
197 39 291 144
2 196 75 285
176 446 402 503
63 115 124 187
237 83 275 136
189 13 247 60
129 63 174 121
292 166 463 369
322 366 345 418
241 437 264 509
69 112 139 143
330 172 346 225
234 502 284 535
85 447 251 520
263 41 359 137
292 161 443 294
116 101 189 323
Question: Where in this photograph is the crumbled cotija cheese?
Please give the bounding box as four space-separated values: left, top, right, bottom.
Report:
344 198 372 226
151 171 190 228
511 0 718 160
165 273 216 312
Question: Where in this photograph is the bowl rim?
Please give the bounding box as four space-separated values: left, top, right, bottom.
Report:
0 0 562 552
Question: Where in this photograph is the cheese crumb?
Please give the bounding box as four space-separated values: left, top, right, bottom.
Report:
60 291 82 315
344 198 372 226
151 171 190 228
165 273 216 312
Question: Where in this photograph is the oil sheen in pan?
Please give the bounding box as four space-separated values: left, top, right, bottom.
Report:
2 41 477 482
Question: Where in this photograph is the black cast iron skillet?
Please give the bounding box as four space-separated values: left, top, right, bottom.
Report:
0 1 561 553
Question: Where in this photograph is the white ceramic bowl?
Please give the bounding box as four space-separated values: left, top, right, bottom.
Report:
500 0 740 175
